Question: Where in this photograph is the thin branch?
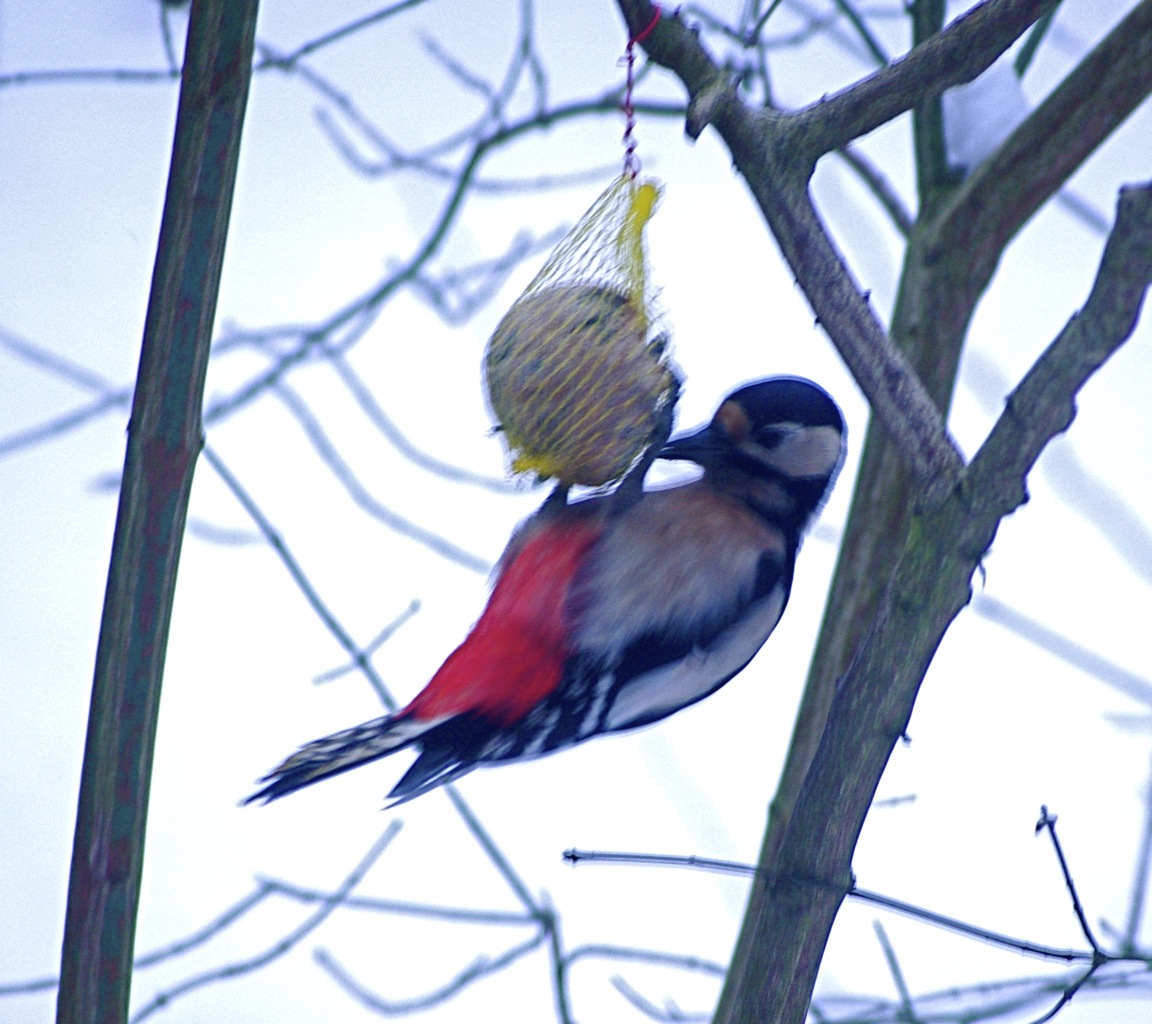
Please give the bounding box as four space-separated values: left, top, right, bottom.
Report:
129 822 402 1022
965 182 1152 508
1024 963 1101 1024
157 2 181 75
259 0 434 68
909 0 953 201
0 392 130 460
313 930 547 1016
544 893 575 1024
405 226 568 325
324 353 518 493
610 975 710 1022
312 600 422 685
202 444 396 708
562 943 727 976
1035 808 1103 955
872 921 922 1024
184 517 263 545
271 381 492 573
836 145 914 237
828 0 890 67
963 351 1152 589
133 884 275 969
1055 188 1111 235
811 967 1131 1024
972 595 1152 707
0 67 178 89
0 884 276 996
1123 743 1152 952
564 848 1105 963
441 786 542 916
419 31 499 102
0 326 116 392
1013 3 1061 78
256 876 536 926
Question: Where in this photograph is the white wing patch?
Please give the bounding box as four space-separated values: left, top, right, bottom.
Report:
602 588 786 732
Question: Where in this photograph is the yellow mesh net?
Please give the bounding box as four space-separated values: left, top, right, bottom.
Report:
485 175 676 487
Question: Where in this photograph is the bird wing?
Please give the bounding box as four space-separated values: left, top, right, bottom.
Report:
472 485 794 761
403 512 603 727
589 562 787 733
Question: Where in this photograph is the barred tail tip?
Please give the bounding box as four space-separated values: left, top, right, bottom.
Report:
243 712 439 806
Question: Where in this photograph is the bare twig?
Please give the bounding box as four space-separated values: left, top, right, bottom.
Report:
963 351 1152 589
271 381 493 572
564 847 1107 963
610 975 710 1022
203 444 398 708
1024 963 1100 1024
129 822 402 1022
0 884 276 996
256 876 536 926
324 353 519 493
973 595 1152 707
1123 744 1152 952
259 0 434 69
312 600 422 685
836 145 915 237
314 930 547 1015
872 921 922 1024
1035 808 1103 955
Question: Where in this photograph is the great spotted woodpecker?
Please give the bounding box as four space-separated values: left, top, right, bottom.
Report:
247 377 845 805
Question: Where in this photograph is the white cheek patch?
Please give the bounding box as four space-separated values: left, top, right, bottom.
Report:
602 588 786 732
767 424 843 479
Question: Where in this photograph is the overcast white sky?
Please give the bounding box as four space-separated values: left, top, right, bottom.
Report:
1 2 1150 1022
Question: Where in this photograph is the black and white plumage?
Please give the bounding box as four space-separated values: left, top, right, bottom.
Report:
248 377 845 806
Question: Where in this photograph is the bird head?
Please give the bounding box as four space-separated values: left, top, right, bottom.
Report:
660 377 846 530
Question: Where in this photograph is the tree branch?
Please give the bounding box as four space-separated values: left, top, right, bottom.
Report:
55 4 258 1022
966 182 1152 504
794 0 1058 158
931 0 1152 358
616 0 966 490
717 182 1152 1024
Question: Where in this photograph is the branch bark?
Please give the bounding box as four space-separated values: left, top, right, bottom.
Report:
55 3 258 1022
614 2 1152 1022
736 181 1151 1024
617 0 985 491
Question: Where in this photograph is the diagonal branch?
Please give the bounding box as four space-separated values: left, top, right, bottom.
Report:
616 0 966 489
793 0 1059 158
716 181 1152 1024
928 0 1152 354
966 182 1152 504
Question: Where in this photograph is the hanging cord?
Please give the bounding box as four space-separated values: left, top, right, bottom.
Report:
622 6 662 179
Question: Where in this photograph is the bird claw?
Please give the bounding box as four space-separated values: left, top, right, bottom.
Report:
609 368 681 515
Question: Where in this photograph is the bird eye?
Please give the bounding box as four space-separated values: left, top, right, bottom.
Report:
757 426 789 448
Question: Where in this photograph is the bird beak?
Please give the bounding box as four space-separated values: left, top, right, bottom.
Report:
659 423 729 468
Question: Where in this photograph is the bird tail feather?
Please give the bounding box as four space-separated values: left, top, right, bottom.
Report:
245 713 442 804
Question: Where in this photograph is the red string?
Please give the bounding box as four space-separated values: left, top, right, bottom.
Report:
622 6 662 179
